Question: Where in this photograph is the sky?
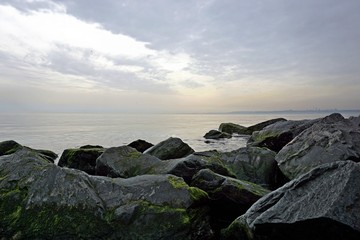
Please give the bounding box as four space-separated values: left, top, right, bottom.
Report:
0 0 359 113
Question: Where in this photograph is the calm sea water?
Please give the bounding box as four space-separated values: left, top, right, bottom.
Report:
1 112 358 157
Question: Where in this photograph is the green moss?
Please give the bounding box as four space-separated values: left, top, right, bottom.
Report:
189 187 208 202
168 175 209 202
168 175 189 189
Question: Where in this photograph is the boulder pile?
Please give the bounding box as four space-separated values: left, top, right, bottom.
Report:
1 113 359 239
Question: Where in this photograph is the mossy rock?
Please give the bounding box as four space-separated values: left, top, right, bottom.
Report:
219 123 249 135
0 149 214 239
58 146 105 175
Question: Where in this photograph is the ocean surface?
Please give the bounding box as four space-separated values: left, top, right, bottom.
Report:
1 112 359 159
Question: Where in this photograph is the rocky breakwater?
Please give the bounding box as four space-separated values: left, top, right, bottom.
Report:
1 113 360 239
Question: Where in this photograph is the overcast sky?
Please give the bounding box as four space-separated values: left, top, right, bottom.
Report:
0 0 359 113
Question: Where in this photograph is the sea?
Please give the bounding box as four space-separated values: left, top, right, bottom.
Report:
1 111 359 160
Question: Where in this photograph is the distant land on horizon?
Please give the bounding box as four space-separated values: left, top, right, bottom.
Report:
225 109 360 115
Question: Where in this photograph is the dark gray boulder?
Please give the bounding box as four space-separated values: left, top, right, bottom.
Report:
276 114 360 179
192 169 270 234
0 140 57 162
246 118 287 134
204 130 232 139
0 140 22 156
145 137 194 160
166 153 236 183
0 148 214 239
221 161 360 240
219 123 248 135
247 117 321 152
128 139 154 153
96 146 163 178
58 146 106 175
194 148 288 190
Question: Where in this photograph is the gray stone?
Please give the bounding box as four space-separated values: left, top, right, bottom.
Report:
0 148 213 239
219 123 248 135
204 130 232 139
222 161 360 240
0 140 57 163
145 137 195 160
96 146 163 178
276 114 360 179
247 117 322 152
195 148 288 190
58 146 105 175
128 139 154 153
191 169 269 232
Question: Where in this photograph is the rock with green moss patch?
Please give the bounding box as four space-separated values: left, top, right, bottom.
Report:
96 146 162 178
191 169 269 233
219 123 249 135
0 140 57 163
224 161 360 240
146 137 195 160
198 147 288 190
247 118 320 152
0 148 214 239
58 146 105 175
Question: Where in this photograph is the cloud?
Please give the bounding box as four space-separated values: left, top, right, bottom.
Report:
0 0 360 112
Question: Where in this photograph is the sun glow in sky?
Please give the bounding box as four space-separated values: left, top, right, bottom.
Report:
0 0 359 113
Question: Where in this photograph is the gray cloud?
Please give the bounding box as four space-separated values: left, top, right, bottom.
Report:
0 0 359 112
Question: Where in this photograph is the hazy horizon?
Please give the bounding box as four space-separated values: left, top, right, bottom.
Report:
1 0 359 113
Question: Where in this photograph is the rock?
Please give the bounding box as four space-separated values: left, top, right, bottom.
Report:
80 144 104 149
276 113 360 179
219 123 248 135
204 130 232 139
128 139 154 153
96 146 162 178
0 140 22 156
94 146 234 183
58 146 106 175
166 153 236 183
0 140 57 163
246 118 287 134
191 169 270 233
0 148 214 239
222 161 360 240
33 149 58 162
247 118 320 152
145 137 194 160
200 147 288 190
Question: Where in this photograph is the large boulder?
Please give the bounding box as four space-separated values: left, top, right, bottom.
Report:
195 148 288 190
247 118 321 152
96 146 163 178
192 169 270 233
128 139 154 153
58 145 106 175
0 148 214 239
221 161 360 240
145 137 195 160
219 123 248 135
204 130 232 140
276 114 360 179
